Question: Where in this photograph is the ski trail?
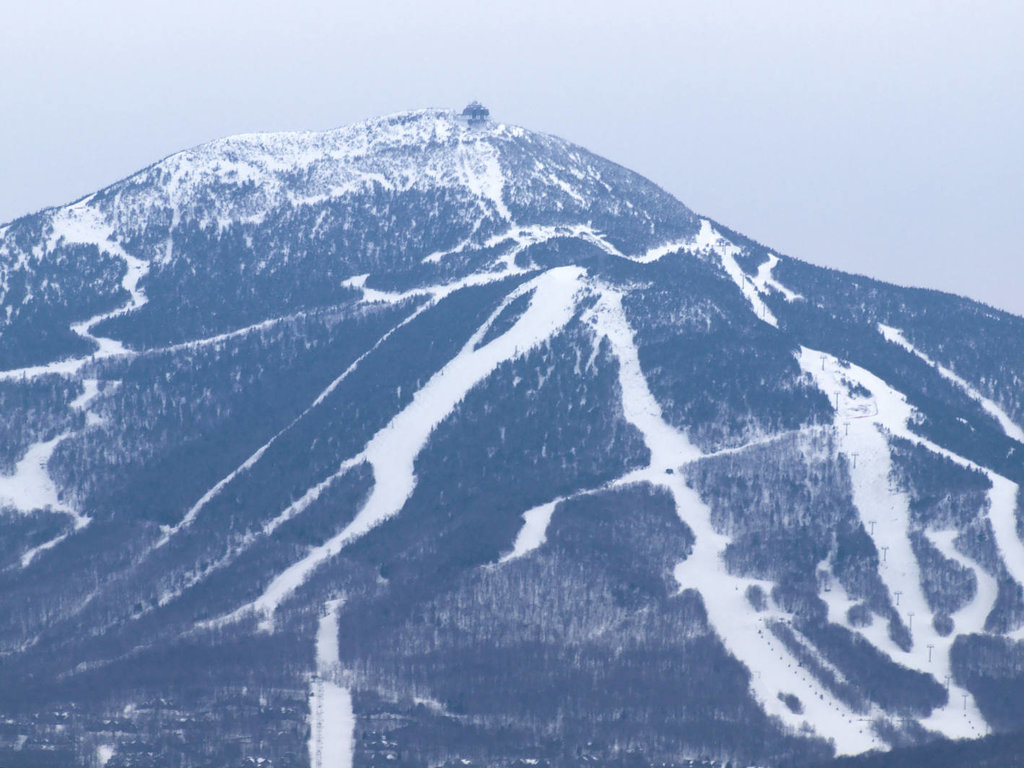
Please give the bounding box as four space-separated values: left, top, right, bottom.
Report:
458 135 511 222
800 349 1024 616
626 238 694 264
642 218 801 327
205 267 586 630
700 222 780 328
0 202 149 381
798 347 993 739
986 475 1024 609
498 428 826 565
4 431 84 569
752 254 803 301
0 435 73 517
618 218 720 265
153 301 432 549
878 324 1024 443
926 529 1000 638
309 598 354 768
262 459 364 537
423 219 695 271
15 378 107 567
143 309 331 358
347 247 533 305
583 284 881 755
500 498 565 563
158 259 533 549
498 475 630 563
421 221 616 272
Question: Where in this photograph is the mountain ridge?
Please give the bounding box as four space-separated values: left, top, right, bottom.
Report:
1 107 1024 768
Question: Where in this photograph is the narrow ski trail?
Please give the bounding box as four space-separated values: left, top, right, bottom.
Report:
582 283 884 754
799 347 995 740
205 267 586 629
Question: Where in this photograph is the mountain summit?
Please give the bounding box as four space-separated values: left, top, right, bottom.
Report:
2 109 1024 768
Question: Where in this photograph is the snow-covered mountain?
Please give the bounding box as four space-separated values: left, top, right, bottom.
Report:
3 107 1024 768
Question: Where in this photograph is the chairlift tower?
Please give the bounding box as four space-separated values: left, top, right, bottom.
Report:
313 674 324 768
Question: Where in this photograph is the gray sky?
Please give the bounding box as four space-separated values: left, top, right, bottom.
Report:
3 1 1022 315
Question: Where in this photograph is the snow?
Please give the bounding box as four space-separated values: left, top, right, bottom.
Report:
0 356 92 382
0 426 93 568
154 302 433 550
582 283 882 754
752 254 803 302
680 220 780 328
629 238 693 264
158 258 540 555
499 479 619 563
584 286 702 468
926 528 999 638
548 173 587 205
341 274 369 289
500 498 563 562
798 347 993 739
309 599 354 768
212 267 586 628
70 379 100 411
262 459 363 536
798 345 1024 621
423 221 612 271
985 474 1024 607
459 137 511 221
621 219 721 266
138 109 530 236
878 323 1024 443
420 219 708 274
96 744 115 767
0 202 149 382
628 219 799 327
4 377 106 567
0 435 73 516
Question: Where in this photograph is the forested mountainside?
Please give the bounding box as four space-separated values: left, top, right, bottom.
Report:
2 108 1024 768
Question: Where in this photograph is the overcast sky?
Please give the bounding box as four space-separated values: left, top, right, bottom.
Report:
3 1 1022 314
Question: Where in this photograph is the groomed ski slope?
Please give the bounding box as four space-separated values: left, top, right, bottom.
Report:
711 229 1017 740
799 347 996 740
668 234 1004 742
878 323 1024 443
210 266 586 629
308 598 354 768
581 284 884 755
500 498 565 563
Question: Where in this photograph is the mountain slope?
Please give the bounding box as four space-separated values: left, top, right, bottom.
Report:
2 108 1024 768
